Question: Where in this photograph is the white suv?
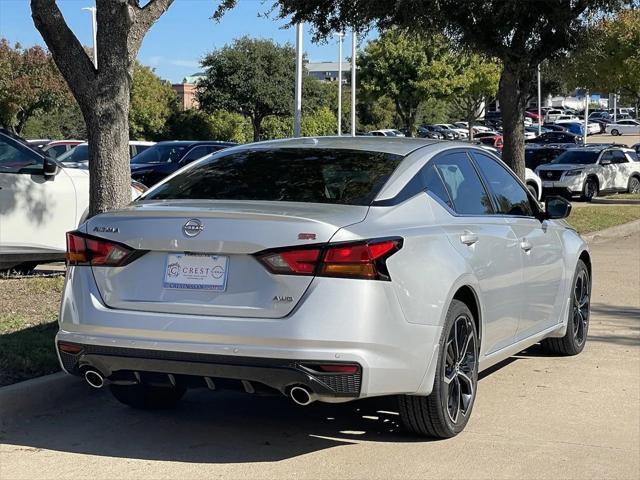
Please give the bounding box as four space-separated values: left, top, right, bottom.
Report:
536 146 640 201
0 131 145 271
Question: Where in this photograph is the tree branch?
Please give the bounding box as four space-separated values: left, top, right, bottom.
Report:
128 0 174 55
30 0 96 103
136 0 174 32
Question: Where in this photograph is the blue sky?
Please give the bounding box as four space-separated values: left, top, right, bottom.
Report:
0 0 368 83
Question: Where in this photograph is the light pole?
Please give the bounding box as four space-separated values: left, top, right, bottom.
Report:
293 22 303 137
350 29 357 137
537 64 542 136
335 32 344 136
584 90 589 146
82 6 97 69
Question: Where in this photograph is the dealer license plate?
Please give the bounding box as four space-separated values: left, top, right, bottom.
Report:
163 254 229 291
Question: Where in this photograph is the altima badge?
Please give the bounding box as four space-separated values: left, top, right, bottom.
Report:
183 219 204 237
93 226 119 233
273 295 294 303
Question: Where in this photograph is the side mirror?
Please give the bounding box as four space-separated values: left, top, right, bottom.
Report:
543 196 572 220
43 157 60 178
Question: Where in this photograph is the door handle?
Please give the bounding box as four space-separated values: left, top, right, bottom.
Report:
460 232 479 246
520 240 533 252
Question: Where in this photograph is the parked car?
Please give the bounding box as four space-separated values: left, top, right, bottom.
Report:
477 134 503 151
25 139 51 150
57 136 590 439
544 109 566 122
58 141 155 169
420 125 457 140
416 126 444 139
536 146 640 201
542 123 568 132
606 119 640 136
555 120 600 136
129 141 236 187
525 144 576 170
453 122 495 135
527 131 581 145
0 131 145 272
368 129 406 137
41 140 83 159
434 124 469 139
524 110 542 123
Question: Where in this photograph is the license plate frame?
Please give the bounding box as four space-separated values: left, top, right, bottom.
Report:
163 253 229 291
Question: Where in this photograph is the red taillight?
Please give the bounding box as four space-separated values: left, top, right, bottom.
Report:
259 248 321 274
256 238 402 280
66 231 138 267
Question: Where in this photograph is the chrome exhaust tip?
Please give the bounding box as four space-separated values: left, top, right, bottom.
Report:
84 369 105 389
289 386 316 406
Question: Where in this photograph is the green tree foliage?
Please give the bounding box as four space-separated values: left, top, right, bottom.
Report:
357 95 395 132
22 101 86 139
198 37 296 141
566 9 640 113
0 38 69 134
261 106 337 139
449 54 501 139
162 109 251 143
357 30 456 135
129 62 178 140
266 0 628 178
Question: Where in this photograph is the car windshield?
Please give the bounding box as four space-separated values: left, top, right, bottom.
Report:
58 144 88 163
143 148 403 206
131 144 190 164
551 150 599 165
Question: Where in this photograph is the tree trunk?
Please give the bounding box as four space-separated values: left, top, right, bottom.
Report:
31 0 174 217
83 86 132 217
498 64 532 181
251 116 262 142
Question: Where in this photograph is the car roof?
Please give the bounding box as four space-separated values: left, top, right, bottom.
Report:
234 136 441 156
155 140 236 146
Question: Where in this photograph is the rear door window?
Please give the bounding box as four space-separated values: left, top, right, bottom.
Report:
471 152 534 217
431 152 493 215
144 148 403 206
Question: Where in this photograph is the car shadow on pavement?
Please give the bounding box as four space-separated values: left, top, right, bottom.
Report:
1 389 433 464
0 354 532 464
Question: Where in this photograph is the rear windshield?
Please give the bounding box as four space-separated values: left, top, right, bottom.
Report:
551 150 599 165
58 144 88 163
143 148 403 205
132 144 190 164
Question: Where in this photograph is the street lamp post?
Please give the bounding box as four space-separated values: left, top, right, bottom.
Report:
537 64 542 136
294 22 303 137
584 90 589 146
350 29 357 137
335 32 344 136
82 6 97 69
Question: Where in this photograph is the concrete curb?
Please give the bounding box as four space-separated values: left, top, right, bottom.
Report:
0 372 86 419
583 218 640 244
592 198 640 205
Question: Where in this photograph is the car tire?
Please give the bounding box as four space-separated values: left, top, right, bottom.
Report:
582 177 598 202
398 299 478 438
610 129 620 136
109 383 186 409
627 176 640 194
526 183 538 200
542 260 590 356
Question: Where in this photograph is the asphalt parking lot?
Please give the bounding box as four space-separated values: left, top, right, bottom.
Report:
1 229 639 480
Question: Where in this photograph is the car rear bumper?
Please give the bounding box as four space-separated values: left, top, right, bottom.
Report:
57 267 443 400
57 342 363 399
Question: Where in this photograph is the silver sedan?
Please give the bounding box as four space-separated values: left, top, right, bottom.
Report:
57 137 590 438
